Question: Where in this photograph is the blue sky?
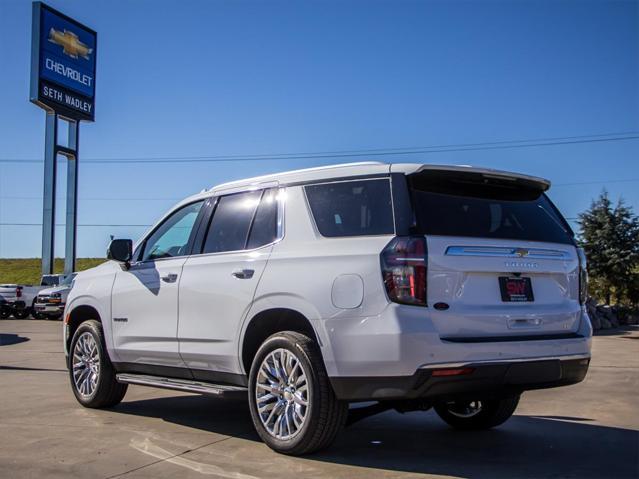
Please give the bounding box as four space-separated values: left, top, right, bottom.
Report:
0 0 637 259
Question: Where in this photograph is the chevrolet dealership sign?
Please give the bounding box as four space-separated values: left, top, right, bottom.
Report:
30 2 96 121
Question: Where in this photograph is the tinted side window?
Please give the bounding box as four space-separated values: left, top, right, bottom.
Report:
305 179 394 237
247 188 279 249
203 190 261 253
142 201 204 261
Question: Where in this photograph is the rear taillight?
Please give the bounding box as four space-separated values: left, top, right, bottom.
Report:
16 286 22 298
577 248 588 305
381 236 427 306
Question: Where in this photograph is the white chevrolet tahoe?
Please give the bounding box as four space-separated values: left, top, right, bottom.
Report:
63 162 591 455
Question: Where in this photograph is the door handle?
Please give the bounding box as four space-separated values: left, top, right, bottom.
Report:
161 273 178 283
232 269 255 279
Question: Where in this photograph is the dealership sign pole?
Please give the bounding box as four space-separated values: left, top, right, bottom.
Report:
30 2 96 276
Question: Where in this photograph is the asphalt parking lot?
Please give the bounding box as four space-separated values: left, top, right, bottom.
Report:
0 319 637 479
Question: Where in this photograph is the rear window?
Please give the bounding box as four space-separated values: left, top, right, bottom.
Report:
202 191 261 254
305 179 394 237
247 188 279 249
409 174 573 244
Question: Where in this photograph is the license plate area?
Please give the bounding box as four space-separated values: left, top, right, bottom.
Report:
499 276 534 302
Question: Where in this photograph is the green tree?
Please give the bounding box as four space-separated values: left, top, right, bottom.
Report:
578 191 639 305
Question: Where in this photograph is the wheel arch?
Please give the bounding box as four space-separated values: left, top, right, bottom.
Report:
65 304 102 355
241 307 321 375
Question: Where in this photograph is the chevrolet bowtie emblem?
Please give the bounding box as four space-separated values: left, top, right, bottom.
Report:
48 28 92 60
514 248 530 257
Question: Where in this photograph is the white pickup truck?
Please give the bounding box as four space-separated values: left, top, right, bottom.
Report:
0 274 67 319
33 273 77 320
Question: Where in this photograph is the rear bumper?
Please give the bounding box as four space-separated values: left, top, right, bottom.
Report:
330 356 590 401
318 303 593 378
9 301 27 310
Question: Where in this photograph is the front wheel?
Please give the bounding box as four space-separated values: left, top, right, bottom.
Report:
248 331 348 455
69 320 128 408
31 303 46 319
434 396 520 430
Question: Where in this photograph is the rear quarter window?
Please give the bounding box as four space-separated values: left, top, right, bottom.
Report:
305 179 394 237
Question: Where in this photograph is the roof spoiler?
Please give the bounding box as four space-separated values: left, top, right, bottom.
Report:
411 165 551 191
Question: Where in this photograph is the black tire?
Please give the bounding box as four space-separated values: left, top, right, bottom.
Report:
0 307 10 319
31 301 46 320
12 308 30 319
69 320 127 408
434 396 520 430
248 331 348 455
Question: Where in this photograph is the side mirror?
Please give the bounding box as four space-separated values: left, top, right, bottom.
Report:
107 239 133 264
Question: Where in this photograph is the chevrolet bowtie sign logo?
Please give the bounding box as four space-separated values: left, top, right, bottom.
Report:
515 248 530 257
31 2 97 122
48 28 93 60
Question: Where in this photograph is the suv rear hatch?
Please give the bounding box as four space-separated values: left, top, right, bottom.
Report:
406 167 580 340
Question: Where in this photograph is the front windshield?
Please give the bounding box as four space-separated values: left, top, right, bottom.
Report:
61 273 77 286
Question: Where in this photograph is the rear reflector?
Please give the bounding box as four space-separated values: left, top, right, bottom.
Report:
577 248 588 305
431 368 474 377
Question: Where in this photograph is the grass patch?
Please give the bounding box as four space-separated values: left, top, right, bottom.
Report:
0 258 106 285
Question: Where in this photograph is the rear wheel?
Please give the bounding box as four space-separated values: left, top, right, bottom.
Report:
434 396 520 430
0 307 11 319
248 331 348 455
69 320 127 408
12 308 30 319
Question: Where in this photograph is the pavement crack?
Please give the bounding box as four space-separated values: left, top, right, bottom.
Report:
104 436 232 479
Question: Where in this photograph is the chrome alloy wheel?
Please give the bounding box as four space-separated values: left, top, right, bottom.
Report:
255 348 309 440
72 332 100 397
446 400 483 418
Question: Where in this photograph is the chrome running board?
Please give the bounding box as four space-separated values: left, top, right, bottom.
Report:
116 373 247 398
